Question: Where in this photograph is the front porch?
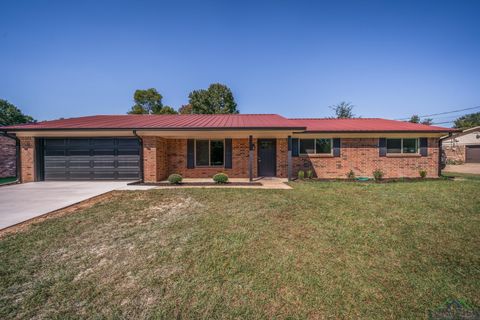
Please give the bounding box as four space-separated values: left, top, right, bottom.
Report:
141 135 294 183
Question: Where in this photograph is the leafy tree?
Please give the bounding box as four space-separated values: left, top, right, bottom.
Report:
421 118 433 125
454 112 480 129
409 115 420 123
329 101 355 118
128 88 165 114
158 106 178 114
188 83 238 114
0 99 35 126
178 104 193 114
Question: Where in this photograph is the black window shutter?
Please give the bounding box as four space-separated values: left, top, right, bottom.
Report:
187 139 195 168
292 138 299 157
379 138 387 157
333 138 341 157
419 138 428 156
224 138 232 168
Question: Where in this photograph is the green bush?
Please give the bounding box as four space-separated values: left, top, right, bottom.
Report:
306 169 313 179
419 170 427 179
297 170 305 180
373 169 384 181
213 173 229 184
347 170 356 180
167 173 183 184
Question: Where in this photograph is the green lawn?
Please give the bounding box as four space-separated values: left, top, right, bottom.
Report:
1 180 479 319
0 177 16 185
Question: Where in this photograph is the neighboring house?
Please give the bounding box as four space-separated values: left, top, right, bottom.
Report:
0 135 16 178
442 126 480 163
0 114 456 183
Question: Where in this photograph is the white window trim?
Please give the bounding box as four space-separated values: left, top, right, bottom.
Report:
386 138 419 154
299 138 333 156
194 139 225 167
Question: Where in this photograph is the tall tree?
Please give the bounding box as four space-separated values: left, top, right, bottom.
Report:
127 88 168 114
178 104 193 114
454 112 480 129
329 101 355 118
409 115 420 123
0 99 35 126
421 118 433 125
188 83 238 114
159 106 178 114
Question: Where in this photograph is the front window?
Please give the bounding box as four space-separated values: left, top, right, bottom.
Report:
299 138 332 155
195 139 224 166
386 138 418 154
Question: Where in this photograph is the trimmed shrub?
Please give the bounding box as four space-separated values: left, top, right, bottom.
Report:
306 169 313 179
213 173 229 184
419 170 427 179
373 169 384 181
168 173 183 184
347 170 356 180
297 170 305 180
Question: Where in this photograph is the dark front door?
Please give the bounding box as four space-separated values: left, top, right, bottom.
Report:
257 139 276 177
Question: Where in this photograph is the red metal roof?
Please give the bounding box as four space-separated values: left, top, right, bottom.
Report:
1 114 304 130
291 118 457 132
1 114 456 132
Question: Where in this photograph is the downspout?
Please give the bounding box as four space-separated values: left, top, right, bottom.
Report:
0 131 21 183
132 130 144 182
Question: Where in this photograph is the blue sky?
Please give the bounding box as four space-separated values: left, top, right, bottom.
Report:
1 0 479 126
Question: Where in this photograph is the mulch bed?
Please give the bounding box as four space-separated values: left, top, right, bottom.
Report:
293 177 453 183
129 181 263 187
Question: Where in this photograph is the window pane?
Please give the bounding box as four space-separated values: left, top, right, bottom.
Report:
195 140 209 166
300 139 315 154
386 139 401 153
315 139 332 154
210 140 224 166
403 138 418 153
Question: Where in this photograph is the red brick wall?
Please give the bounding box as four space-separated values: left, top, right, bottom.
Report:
293 138 440 179
276 138 288 178
167 138 257 178
142 136 167 183
0 136 16 178
19 136 35 183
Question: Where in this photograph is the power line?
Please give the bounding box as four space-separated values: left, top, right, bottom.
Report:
395 105 480 120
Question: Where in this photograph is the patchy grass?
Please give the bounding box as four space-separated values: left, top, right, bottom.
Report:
0 177 16 185
0 180 479 319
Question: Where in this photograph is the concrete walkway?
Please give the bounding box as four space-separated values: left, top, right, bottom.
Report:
0 181 141 229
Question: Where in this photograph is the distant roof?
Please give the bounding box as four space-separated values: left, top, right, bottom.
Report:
1 114 457 133
1 114 305 131
290 118 457 133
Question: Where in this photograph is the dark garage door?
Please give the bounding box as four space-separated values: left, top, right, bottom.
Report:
43 138 141 180
466 145 480 163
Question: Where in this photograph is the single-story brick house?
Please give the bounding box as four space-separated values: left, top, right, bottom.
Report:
442 126 480 163
0 135 16 178
0 114 456 183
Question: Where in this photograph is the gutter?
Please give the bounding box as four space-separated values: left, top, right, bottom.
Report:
132 130 144 182
0 131 21 183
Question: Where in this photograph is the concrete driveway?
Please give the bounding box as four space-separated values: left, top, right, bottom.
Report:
0 181 138 229
443 163 480 174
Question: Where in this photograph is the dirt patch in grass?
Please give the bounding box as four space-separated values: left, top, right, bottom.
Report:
0 181 479 319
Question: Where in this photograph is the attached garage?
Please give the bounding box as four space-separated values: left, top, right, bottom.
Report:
466 145 480 163
38 138 141 180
